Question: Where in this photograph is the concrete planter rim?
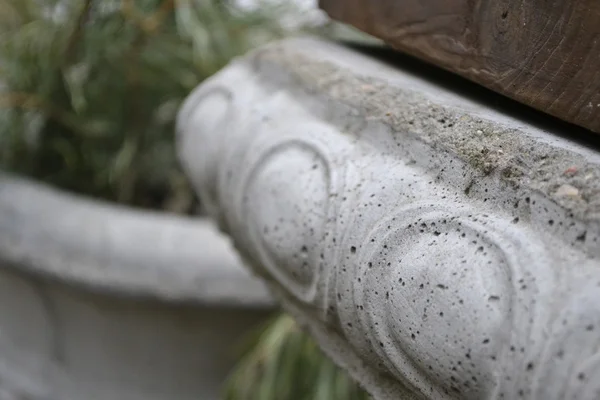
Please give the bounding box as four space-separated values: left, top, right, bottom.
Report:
0 173 274 308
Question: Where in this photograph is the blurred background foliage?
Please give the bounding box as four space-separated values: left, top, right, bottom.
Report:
224 314 369 400
0 0 370 398
0 0 323 212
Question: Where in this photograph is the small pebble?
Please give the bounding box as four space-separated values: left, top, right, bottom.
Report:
555 184 579 198
564 166 578 176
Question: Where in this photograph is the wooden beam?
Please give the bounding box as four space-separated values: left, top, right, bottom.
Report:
319 0 600 133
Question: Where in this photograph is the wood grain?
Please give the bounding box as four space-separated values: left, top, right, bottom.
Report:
319 0 600 133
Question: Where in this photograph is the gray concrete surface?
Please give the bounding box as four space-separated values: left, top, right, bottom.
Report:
0 173 275 399
178 37 600 400
0 173 273 307
0 269 272 400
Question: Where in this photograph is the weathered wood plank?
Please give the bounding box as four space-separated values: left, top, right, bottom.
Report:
319 0 600 133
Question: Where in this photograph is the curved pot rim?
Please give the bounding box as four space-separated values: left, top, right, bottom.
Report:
0 173 275 308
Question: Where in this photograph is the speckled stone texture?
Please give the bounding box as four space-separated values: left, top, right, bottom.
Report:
177 37 600 400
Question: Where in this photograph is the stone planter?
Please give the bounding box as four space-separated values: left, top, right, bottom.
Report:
178 37 600 400
0 173 275 400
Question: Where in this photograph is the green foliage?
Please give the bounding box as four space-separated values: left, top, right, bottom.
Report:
224 314 370 400
0 0 295 210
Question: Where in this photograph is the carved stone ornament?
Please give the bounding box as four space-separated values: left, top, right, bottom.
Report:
177 38 600 400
